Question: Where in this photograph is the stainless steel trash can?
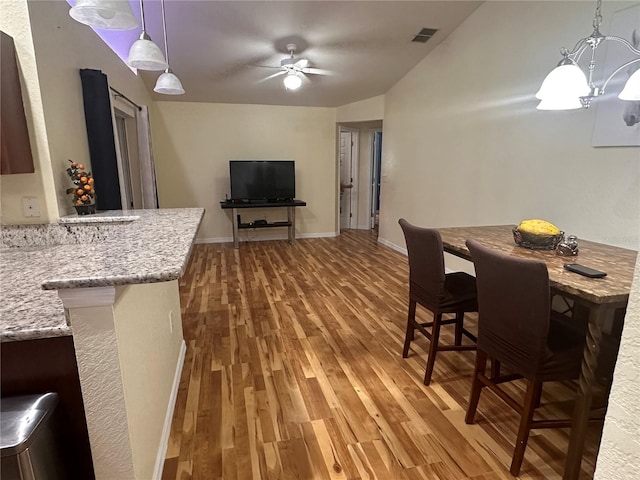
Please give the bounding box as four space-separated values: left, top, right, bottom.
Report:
0 393 66 480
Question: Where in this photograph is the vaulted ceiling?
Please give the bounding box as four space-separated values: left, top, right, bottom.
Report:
122 1 482 107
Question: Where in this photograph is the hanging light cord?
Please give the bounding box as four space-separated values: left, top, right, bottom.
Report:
161 0 170 65
138 0 146 31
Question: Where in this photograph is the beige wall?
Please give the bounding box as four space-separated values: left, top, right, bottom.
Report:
379 1 639 272
153 101 337 241
0 0 58 223
336 95 385 123
1 0 151 224
26 0 152 218
114 281 184 480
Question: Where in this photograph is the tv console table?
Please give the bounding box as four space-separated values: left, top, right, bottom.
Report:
220 200 307 248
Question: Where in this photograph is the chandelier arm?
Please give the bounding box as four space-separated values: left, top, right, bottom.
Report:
568 42 590 63
600 57 640 95
603 35 640 55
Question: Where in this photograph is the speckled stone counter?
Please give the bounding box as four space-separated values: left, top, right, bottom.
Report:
1 208 204 342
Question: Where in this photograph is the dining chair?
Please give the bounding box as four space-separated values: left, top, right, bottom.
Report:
465 239 587 476
398 219 478 386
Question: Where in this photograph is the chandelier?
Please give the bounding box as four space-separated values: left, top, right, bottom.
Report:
536 0 640 110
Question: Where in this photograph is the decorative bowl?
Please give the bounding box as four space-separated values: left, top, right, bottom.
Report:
512 228 564 250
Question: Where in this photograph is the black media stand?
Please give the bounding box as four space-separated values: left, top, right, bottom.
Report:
220 199 307 248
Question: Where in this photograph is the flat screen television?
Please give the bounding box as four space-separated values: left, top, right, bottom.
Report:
229 160 295 202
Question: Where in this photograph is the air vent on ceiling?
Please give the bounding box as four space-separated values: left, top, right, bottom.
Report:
412 27 438 43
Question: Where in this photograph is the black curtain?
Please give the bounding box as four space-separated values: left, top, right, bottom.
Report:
79 68 122 210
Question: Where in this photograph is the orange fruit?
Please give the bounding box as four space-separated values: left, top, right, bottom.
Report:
76 189 84 195
89 189 95 194
81 195 88 202
76 200 83 205
84 185 91 191
80 176 87 183
78 164 84 170
88 178 94 185
71 162 78 167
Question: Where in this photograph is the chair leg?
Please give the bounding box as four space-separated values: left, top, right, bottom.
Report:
454 311 463 346
490 359 501 379
402 300 417 358
423 312 442 386
510 380 543 476
466 349 487 424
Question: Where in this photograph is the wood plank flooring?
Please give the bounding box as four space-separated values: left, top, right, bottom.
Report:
162 230 601 480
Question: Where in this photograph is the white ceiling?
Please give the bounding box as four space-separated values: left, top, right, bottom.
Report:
135 1 482 107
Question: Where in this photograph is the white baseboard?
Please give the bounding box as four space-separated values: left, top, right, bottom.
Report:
297 231 339 239
356 224 371 230
377 236 407 255
153 340 187 480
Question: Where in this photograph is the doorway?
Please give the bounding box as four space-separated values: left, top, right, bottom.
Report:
113 104 143 210
370 130 382 230
339 127 358 230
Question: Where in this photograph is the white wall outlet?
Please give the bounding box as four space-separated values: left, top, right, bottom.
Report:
22 196 40 217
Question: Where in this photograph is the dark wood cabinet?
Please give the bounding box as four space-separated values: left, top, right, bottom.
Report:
1 31 35 175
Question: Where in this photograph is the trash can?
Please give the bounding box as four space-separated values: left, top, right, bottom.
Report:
1 392 66 480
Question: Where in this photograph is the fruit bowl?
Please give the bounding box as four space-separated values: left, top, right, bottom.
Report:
513 228 564 250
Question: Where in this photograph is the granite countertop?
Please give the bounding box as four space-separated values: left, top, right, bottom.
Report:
1 208 204 342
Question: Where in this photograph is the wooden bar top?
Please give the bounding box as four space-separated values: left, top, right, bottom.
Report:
438 225 636 306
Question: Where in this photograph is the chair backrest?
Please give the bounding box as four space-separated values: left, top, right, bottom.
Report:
398 219 446 304
466 239 551 376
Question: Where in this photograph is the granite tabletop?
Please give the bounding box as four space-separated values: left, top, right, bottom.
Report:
438 225 637 306
1 208 204 342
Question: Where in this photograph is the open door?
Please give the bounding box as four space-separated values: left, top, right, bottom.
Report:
339 128 358 230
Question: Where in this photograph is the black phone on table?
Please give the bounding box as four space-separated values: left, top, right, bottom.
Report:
564 263 607 278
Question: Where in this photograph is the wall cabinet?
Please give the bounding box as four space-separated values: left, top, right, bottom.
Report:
1 31 35 175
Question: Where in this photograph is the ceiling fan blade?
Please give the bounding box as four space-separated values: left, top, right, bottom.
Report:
248 64 282 70
257 70 287 83
301 67 332 76
294 58 309 69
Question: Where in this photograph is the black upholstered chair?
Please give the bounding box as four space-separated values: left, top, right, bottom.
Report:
398 219 478 386
465 239 587 476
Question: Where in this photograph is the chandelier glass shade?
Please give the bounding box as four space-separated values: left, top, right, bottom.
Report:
283 72 302 90
127 0 167 71
536 0 640 110
69 0 138 30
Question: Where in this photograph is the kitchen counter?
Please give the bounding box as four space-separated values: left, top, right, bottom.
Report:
0 208 204 342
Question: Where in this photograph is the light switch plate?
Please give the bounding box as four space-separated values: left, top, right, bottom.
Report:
22 196 40 217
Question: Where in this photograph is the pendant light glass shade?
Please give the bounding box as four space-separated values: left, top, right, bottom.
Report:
154 69 185 95
128 32 167 71
536 96 583 110
536 64 590 101
618 69 640 101
69 0 138 30
283 72 302 90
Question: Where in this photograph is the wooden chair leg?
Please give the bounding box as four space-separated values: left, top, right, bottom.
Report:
402 300 417 358
465 349 487 424
490 359 501 379
423 312 442 385
510 380 542 476
454 311 463 346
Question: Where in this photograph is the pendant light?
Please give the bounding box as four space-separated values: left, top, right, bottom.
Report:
154 0 185 95
69 0 138 30
127 0 167 71
535 0 640 110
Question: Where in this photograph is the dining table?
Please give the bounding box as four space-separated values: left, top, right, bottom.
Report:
436 225 636 480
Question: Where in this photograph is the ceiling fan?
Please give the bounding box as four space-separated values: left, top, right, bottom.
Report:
257 43 330 90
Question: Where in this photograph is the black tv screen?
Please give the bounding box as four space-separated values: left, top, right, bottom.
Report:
229 160 295 201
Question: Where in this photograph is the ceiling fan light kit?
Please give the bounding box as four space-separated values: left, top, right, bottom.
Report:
69 0 138 30
283 72 302 90
536 0 640 110
127 0 168 71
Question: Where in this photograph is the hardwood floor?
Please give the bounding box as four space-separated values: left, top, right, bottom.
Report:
162 230 601 480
